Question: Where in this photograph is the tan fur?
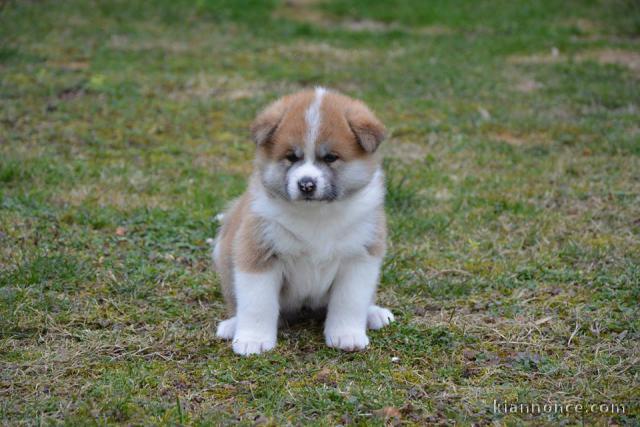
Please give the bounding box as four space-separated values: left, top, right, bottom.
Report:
366 210 387 258
252 90 386 162
321 91 386 157
214 192 276 315
252 90 315 159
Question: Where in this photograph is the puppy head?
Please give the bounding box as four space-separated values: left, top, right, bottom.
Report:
251 88 386 202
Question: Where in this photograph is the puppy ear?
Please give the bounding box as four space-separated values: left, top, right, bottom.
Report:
346 101 386 153
250 98 287 145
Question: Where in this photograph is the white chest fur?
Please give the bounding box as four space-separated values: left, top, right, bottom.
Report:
251 169 385 312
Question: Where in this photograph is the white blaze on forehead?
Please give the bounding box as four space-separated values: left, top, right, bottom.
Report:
304 87 326 156
287 87 328 200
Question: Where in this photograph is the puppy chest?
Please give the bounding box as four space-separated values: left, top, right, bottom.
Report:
279 256 339 310
269 220 375 261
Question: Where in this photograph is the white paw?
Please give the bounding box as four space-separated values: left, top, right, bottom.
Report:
367 305 394 330
216 317 237 340
232 334 276 356
325 331 369 351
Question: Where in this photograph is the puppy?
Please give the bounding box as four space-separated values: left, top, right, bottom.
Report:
212 87 394 356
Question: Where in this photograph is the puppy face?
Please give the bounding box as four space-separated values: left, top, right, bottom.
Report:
251 88 386 202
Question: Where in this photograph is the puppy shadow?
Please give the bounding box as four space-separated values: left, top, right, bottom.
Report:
279 307 327 329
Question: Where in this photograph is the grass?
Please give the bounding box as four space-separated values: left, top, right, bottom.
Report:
1 0 639 424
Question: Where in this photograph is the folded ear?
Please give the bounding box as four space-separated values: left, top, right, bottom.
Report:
345 101 386 153
250 98 287 145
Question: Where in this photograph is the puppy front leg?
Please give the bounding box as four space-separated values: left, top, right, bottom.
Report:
232 267 282 356
325 255 381 351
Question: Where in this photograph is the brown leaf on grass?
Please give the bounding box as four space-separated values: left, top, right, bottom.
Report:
373 406 401 423
57 86 85 101
253 414 269 425
492 131 525 146
535 316 553 325
462 349 477 360
407 386 427 399
316 367 332 383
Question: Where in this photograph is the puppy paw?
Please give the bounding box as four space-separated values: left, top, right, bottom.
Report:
367 305 394 330
232 334 276 356
325 331 369 351
216 317 237 340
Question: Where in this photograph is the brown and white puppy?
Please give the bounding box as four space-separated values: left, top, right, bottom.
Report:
212 87 394 355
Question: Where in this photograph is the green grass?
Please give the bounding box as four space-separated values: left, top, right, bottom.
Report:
1 0 639 424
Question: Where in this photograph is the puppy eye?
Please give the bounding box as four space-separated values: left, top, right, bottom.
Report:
323 153 339 163
285 152 301 163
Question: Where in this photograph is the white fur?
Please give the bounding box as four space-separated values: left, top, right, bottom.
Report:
285 87 328 201
216 305 393 341
253 169 384 267
232 268 283 356
304 87 326 153
216 316 236 339
287 161 326 201
324 255 381 350
211 236 221 272
367 305 395 330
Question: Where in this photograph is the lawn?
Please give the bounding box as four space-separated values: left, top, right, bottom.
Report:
1 0 639 424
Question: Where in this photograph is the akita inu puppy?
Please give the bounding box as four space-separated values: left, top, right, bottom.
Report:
212 88 394 355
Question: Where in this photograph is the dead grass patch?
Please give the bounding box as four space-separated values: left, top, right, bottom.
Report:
108 34 190 53
52 185 168 209
508 48 564 65
168 74 299 101
381 139 430 163
509 48 640 76
274 0 327 25
514 77 544 93
275 0 454 35
577 49 640 74
561 18 601 35
47 60 90 71
192 153 253 175
270 41 375 62
490 131 550 147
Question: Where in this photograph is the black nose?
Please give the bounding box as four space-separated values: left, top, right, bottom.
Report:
298 177 316 194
